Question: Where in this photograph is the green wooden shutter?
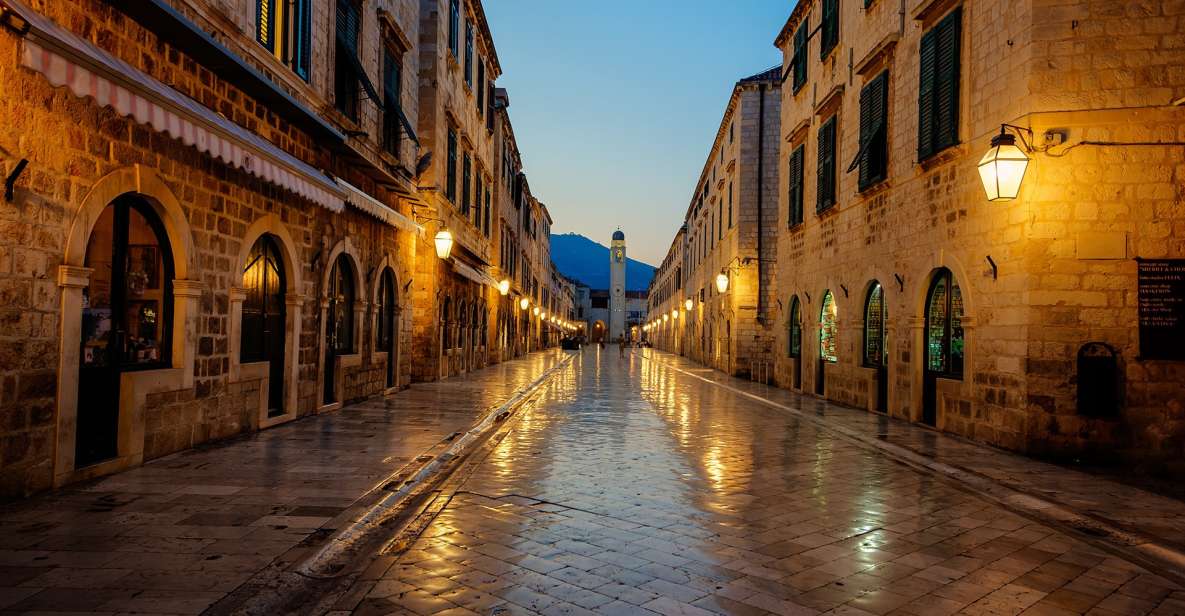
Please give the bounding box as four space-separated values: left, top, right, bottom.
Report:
817 118 836 212
789 146 804 226
294 0 311 80
793 21 808 92
821 0 839 59
935 7 962 153
917 28 937 160
858 71 888 189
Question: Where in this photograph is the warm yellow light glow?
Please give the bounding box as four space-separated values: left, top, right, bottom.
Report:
716 271 729 293
498 279 510 295
533 307 540 316
685 298 694 311
663 314 669 322
978 132 1030 201
671 309 678 319
434 229 454 259
519 297 529 310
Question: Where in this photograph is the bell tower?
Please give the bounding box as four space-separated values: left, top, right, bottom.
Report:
609 229 626 340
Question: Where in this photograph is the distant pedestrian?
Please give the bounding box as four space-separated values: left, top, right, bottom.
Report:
618 334 626 358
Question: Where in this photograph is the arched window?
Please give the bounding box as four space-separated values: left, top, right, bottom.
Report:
925 269 965 378
242 234 286 414
324 254 355 405
78 195 174 466
440 297 452 349
787 296 802 358
376 268 397 388
863 282 887 367
819 290 838 362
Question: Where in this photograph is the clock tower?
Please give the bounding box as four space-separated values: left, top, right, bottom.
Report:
609 229 627 340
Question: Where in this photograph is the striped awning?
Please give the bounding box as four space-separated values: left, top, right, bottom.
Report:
452 261 499 289
5 0 346 212
336 179 423 234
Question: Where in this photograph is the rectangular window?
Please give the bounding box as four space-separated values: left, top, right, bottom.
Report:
334 0 361 119
487 82 496 132
473 172 482 227
257 0 312 80
817 116 837 212
727 182 733 228
382 47 402 157
464 21 474 87
918 7 962 161
851 71 889 190
729 122 734 143
484 186 491 236
820 0 839 59
462 153 472 215
477 59 485 115
448 0 460 58
792 20 808 93
788 145 804 226
446 129 457 202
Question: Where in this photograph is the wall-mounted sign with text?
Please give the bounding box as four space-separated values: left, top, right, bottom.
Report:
1137 259 1185 360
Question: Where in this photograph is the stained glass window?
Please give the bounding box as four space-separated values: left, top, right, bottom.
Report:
819 290 838 362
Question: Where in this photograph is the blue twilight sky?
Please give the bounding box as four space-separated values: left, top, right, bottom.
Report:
483 1 790 266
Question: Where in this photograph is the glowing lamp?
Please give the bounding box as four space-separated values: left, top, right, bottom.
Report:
533 307 540 316
434 229 454 259
671 309 678 319
685 299 694 311
978 130 1030 202
715 271 729 293
663 314 669 322
519 297 529 310
498 279 510 295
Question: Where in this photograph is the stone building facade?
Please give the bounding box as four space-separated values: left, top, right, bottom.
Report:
646 0 1185 468
646 68 781 378
0 0 569 499
762 0 1185 465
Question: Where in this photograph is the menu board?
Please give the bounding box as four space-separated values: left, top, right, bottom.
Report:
1138 259 1185 360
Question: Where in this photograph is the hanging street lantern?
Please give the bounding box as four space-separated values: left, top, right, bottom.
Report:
434 229 454 259
716 271 729 293
978 127 1030 202
519 297 529 310
671 309 678 319
498 279 510 295
685 298 694 311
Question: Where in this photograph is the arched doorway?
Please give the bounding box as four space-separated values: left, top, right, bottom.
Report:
376 268 398 389
592 320 606 343
923 268 965 426
787 295 802 389
818 290 838 396
78 195 174 467
324 255 355 405
242 235 285 416
864 282 888 413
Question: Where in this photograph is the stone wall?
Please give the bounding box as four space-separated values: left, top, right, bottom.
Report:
0 0 421 498
764 0 1185 463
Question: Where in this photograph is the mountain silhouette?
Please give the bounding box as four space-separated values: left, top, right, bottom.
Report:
550 232 655 292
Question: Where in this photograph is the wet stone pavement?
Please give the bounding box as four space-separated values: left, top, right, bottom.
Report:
348 348 1185 616
0 350 567 615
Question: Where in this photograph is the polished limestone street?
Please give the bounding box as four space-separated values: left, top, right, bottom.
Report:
344 348 1185 616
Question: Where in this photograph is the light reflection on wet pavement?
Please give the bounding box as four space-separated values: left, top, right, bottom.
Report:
352 348 1184 616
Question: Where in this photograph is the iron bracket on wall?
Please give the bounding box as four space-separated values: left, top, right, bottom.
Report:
894 273 904 292
986 255 998 280
4 158 27 202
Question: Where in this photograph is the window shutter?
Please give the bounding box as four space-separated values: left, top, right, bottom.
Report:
817 119 835 212
789 146 804 226
917 28 937 160
294 0 311 80
336 0 359 51
256 0 275 48
821 0 838 59
935 7 962 153
793 22 808 91
856 71 888 189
